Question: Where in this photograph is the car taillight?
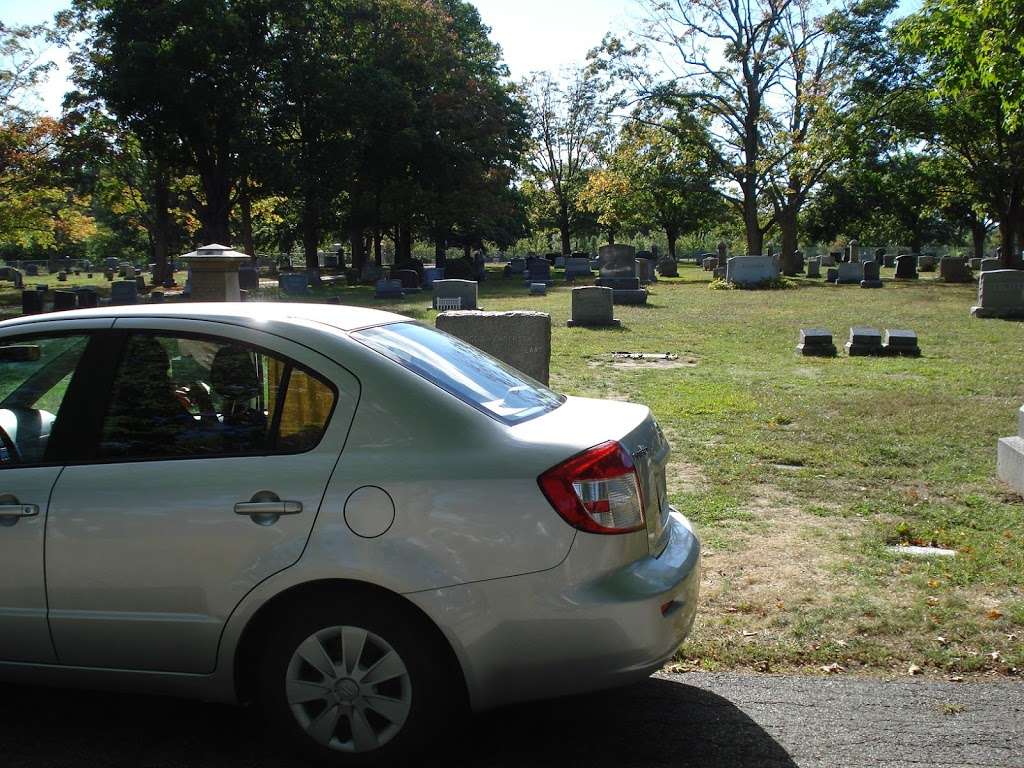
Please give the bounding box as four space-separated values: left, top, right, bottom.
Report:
538 440 645 534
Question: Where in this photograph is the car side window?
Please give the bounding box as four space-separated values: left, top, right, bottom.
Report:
97 333 336 461
0 335 90 467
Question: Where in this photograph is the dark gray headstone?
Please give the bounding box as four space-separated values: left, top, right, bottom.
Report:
796 328 837 357
883 329 921 357
894 254 918 280
845 326 883 356
21 289 44 315
567 286 619 327
53 290 76 311
597 244 637 279
109 280 139 306
278 273 309 295
860 260 882 288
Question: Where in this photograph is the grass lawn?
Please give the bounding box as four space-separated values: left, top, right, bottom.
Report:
4 260 1021 679
255 262 1024 679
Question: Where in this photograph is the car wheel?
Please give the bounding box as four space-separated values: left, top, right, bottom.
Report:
258 595 459 764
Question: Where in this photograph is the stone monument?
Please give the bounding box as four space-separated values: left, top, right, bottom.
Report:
180 243 250 301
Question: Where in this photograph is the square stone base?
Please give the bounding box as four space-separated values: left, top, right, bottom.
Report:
796 343 836 357
997 435 1024 493
612 289 648 305
971 306 1024 319
845 342 883 356
860 280 883 288
882 345 921 357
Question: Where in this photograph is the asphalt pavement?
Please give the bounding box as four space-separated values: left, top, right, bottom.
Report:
1 671 1021 767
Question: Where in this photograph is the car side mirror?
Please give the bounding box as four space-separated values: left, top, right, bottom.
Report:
0 345 41 362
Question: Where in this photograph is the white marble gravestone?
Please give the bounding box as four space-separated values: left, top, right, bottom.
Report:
725 255 779 286
971 269 1024 318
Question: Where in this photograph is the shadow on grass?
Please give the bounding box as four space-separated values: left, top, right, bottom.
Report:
0 676 797 768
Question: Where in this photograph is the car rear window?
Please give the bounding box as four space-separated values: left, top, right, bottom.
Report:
352 322 563 425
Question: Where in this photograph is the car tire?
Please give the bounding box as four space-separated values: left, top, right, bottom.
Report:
257 592 461 765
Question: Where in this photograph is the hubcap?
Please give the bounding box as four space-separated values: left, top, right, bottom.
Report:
285 625 412 753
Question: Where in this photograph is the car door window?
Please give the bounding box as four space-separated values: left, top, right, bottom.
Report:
98 333 336 460
0 335 89 466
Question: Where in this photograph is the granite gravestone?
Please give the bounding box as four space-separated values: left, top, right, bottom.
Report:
917 254 936 272
564 257 593 279
526 259 553 285
529 282 547 295
278 273 309 295
971 269 1024 318
567 286 619 327
432 279 479 310
981 258 1000 273
835 262 864 284
882 329 921 357
796 328 837 357
421 267 444 288
394 269 421 291
806 257 821 278
860 260 883 288
109 280 139 305
374 279 404 299
52 290 76 311
635 258 656 285
894 254 918 280
845 326 883 356
21 289 44 315
725 256 779 287
504 258 527 277
702 257 718 271
435 311 551 384
596 245 647 304
939 257 972 283
826 267 839 283
997 404 1024 494
656 257 679 277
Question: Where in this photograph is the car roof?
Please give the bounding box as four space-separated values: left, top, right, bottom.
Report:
0 302 409 333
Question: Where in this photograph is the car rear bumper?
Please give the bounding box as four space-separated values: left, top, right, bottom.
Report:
406 509 701 711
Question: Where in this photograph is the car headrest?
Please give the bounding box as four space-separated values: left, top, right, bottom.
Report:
209 345 260 401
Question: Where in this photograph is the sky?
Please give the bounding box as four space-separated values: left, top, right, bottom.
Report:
1 0 637 116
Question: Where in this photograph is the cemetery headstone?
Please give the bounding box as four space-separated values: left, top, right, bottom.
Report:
806 257 821 278
526 259 553 285
917 253 936 272
826 267 839 283
25 264 38 276
882 329 921 357
567 286 619 328
9 268 23 289
939 256 972 283
820 252 837 267
422 266 444 288
717 240 728 264
565 256 593 279
726 255 780 287
57 272 67 282
860 260 883 288
135 275 147 292
596 245 647 304
109 280 139 306
835 261 864 284
847 239 860 263
845 326 883 356
504 258 527 277
21 289 44 315
656 256 678 277
394 269 421 291
75 288 98 308
435 310 551 384
149 290 165 303
432 279 478 310
702 256 718 271
238 262 259 291
104 269 114 281
996 404 1024 494
635 258 656 285
52 290 76 311
796 328 837 357
970 269 1024 318
374 279 405 299
894 254 918 280
969 257 982 270
529 282 547 295
981 258 1000 272
278 272 309 295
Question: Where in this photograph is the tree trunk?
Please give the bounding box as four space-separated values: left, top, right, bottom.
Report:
665 226 677 260
350 225 365 276
152 172 171 285
606 229 615 246
779 206 800 276
199 169 232 245
238 179 256 261
302 199 321 285
558 199 571 256
971 218 987 260
463 243 471 260
742 188 762 256
373 230 382 266
398 224 412 264
434 236 446 269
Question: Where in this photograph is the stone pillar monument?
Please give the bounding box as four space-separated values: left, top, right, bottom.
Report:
180 243 250 301
847 239 860 263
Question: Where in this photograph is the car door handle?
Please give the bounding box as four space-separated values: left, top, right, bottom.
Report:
234 501 303 516
0 503 38 518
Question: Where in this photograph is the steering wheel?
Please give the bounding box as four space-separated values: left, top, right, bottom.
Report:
0 423 20 465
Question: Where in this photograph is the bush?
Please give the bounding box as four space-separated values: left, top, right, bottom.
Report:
709 276 799 291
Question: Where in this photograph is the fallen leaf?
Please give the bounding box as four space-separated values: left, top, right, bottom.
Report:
908 664 922 676
986 609 1004 620
742 630 758 637
948 675 964 682
989 651 1001 662
928 579 941 588
820 662 844 674
936 636 948 645
927 596 940 606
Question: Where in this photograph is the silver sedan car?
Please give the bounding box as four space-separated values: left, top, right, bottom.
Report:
0 302 700 764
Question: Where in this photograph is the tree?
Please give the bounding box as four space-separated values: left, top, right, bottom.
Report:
522 69 606 255
897 0 1024 266
65 0 271 244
